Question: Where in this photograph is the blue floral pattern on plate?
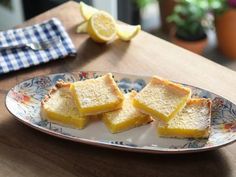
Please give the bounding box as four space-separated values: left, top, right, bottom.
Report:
5 71 236 154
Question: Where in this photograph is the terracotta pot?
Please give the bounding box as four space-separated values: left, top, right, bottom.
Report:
159 0 176 34
215 9 236 60
170 33 208 55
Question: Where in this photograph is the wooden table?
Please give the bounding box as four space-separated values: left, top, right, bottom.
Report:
0 2 236 177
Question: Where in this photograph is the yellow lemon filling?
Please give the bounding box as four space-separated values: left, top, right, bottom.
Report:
103 91 152 133
157 98 212 138
70 73 124 116
42 109 88 129
41 81 89 129
133 76 191 122
133 94 190 122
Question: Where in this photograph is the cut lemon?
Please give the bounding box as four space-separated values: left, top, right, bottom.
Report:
87 11 117 43
80 1 98 20
117 24 141 41
77 2 141 43
76 21 88 33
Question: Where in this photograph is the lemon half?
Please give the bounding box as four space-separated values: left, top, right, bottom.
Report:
87 11 117 43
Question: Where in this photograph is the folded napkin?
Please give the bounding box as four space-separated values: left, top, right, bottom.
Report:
0 18 76 75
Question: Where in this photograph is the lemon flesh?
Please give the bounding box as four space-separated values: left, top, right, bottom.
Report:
76 21 88 33
80 1 98 20
87 11 117 43
117 24 141 41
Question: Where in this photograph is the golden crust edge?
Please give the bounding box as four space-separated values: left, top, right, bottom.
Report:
104 73 125 102
41 80 71 107
151 76 191 96
187 98 212 136
71 73 125 106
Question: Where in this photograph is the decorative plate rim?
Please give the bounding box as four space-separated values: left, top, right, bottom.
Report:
5 71 236 154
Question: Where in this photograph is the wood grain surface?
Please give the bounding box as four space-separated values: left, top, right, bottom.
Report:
0 1 236 177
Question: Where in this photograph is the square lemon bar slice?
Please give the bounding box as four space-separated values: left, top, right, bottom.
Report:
158 98 212 138
41 81 89 129
133 76 191 122
103 91 152 133
70 73 124 116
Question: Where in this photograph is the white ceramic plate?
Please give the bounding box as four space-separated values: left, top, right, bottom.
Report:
5 71 236 154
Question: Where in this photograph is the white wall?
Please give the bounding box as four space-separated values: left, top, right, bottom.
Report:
93 0 117 19
0 0 24 30
0 0 117 30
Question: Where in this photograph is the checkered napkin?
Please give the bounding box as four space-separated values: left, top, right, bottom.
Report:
0 18 76 75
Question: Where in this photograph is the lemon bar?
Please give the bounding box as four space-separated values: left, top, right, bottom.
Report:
103 91 152 133
41 81 89 129
158 98 212 138
70 73 124 116
133 76 191 122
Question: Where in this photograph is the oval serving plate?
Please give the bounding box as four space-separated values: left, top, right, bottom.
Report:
5 71 236 154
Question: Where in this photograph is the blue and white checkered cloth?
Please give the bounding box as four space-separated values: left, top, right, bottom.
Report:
0 18 76 75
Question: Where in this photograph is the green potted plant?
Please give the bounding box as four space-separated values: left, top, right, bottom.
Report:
135 0 155 8
135 0 177 33
212 0 236 59
167 0 210 54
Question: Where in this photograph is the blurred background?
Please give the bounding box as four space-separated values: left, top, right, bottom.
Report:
0 0 236 71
